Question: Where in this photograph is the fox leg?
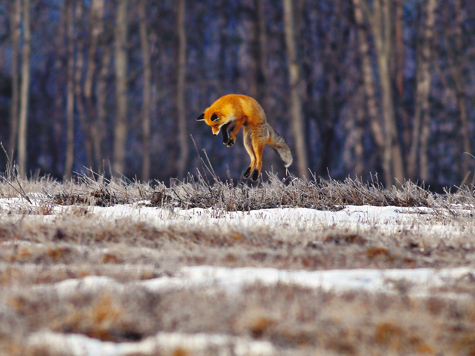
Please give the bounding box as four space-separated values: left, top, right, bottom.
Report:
225 118 245 147
221 123 231 145
250 141 265 181
243 129 255 179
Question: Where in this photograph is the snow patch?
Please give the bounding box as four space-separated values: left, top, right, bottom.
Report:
27 330 276 356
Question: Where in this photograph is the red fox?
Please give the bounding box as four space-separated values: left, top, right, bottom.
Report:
196 94 293 181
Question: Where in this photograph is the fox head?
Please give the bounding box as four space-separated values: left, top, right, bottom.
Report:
196 111 226 136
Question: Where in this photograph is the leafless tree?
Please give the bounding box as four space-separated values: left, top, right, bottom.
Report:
64 0 75 180
113 0 129 175
95 5 112 173
18 0 31 178
408 0 437 181
352 0 385 172
8 0 21 160
351 0 404 186
84 0 105 172
139 0 152 181
451 0 471 182
283 0 308 178
74 1 94 170
53 3 67 175
255 0 268 105
176 0 188 179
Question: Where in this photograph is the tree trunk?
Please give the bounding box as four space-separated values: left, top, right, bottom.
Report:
407 0 437 180
176 0 188 179
354 0 402 185
374 0 405 186
139 0 152 181
9 0 21 160
64 0 75 180
354 89 365 177
352 0 385 174
85 0 105 171
74 1 94 170
452 0 470 182
96 45 112 174
255 0 268 104
113 0 129 176
283 0 308 178
53 2 67 176
395 0 410 148
18 0 31 179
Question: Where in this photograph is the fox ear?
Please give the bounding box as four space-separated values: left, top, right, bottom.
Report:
211 113 219 121
196 113 205 121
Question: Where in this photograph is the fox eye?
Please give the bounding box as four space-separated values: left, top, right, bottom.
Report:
211 114 219 121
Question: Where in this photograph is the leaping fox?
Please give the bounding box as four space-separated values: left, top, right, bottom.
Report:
196 94 293 181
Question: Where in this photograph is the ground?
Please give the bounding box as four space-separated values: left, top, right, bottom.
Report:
1 173 475 355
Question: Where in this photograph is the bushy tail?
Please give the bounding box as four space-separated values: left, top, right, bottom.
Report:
269 127 293 168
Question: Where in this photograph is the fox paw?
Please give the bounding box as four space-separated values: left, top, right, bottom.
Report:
226 139 235 147
243 167 252 179
251 169 260 181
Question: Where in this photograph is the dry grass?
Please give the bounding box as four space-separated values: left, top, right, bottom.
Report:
1 169 475 355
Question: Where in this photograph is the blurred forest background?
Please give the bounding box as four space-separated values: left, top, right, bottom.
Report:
0 0 474 188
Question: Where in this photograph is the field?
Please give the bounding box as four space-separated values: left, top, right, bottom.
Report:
1 170 475 356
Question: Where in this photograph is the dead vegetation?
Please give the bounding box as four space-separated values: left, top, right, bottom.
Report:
1 169 475 355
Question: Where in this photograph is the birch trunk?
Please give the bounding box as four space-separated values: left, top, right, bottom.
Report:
113 0 129 175
18 0 31 179
354 0 404 186
256 0 268 104
452 0 471 181
283 0 308 178
408 0 437 180
85 0 104 171
64 0 75 180
176 0 188 179
74 1 94 170
139 0 152 181
9 0 21 160
53 3 67 175
352 0 385 176
374 0 404 185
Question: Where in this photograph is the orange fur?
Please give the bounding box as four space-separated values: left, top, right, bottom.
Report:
197 94 292 181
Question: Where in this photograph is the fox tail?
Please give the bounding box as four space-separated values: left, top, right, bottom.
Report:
268 127 293 168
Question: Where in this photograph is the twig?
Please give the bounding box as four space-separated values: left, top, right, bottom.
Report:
0 142 32 204
191 134 210 186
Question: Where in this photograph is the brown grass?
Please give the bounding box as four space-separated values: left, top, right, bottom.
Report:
0 171 475 355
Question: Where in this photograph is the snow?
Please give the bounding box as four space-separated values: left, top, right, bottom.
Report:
27 330 276 356
2 196 474 355
39 264 474 298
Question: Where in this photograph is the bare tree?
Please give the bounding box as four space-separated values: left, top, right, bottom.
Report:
53 2 67 175
96 44 112 173
74 1 94 170
283 0 308 178
95 2 112 173
351 0 404 186
139 0 152 181
18 0 31 178
451 0 471 182
395 0 410 148
64 0 75 180
9 0 21 160
352 0 385 174
84 0 105 171
255 0 268 104
408 0 437 181
113 0 129 175
176 0 188 179
373 0 404 185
